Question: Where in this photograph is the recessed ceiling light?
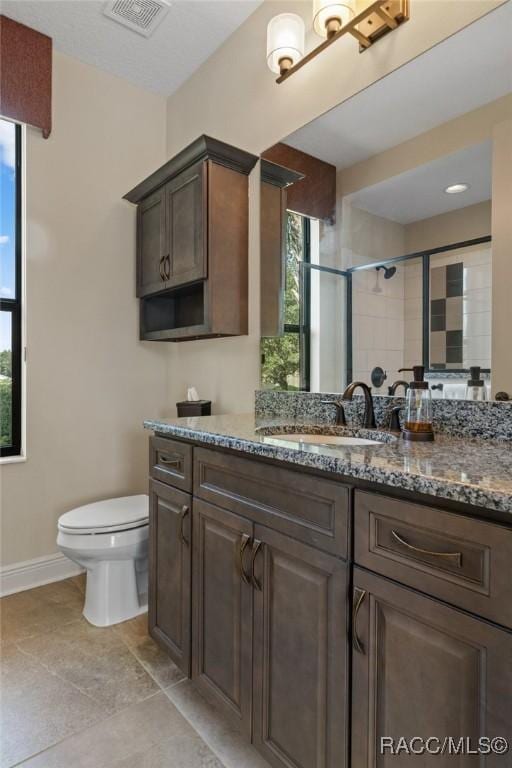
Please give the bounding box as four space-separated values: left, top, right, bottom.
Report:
444 183 470 194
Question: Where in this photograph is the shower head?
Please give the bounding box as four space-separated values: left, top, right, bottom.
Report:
376 265 397 280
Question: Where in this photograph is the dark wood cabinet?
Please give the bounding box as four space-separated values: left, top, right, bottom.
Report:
148 437 512 768
125 136 258 341
165 161 206 289
192 499 253 736
137 187 167 297
351 567 512 767
354 490 512 629
148 479 192 675
252 525 349 768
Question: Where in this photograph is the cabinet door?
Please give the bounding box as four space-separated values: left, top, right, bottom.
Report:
166 161 207 288
148 479 192 675
137 187 167 297
260 180 286 337
252 525 349 768
351 567 512 767
192 499 254 736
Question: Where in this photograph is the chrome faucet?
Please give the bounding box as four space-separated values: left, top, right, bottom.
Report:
342 382 376 429
321 400 347 426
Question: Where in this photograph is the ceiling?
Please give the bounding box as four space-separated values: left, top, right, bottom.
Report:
347 141 492 224
0 0 261 95
284 2 512 170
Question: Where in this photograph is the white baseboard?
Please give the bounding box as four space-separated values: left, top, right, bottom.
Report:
0 553 84 597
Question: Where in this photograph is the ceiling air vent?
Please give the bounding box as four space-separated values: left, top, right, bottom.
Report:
103 0 171 37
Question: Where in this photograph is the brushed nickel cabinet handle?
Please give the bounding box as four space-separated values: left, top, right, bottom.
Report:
164 254 171 281
159 454 181 468
159 257 166 281
179 505 189 545
352 587 366 654
250 539 263 591
391 530 462 568
239 534 252 585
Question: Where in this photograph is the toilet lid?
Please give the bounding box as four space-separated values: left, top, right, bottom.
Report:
58 495 149 534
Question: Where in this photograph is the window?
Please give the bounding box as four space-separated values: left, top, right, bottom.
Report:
261 212 311 391
0 119 22 456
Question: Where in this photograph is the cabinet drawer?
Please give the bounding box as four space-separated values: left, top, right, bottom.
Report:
194 447 349 557
150 436 192 492
354 490 512 629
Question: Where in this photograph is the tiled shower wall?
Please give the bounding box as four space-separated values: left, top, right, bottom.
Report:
445 245 491 369
343 205 407 392
351 266 406 390
403 244 492 371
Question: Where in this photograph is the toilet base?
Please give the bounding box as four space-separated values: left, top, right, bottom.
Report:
57 523 149 628
83 559 147 627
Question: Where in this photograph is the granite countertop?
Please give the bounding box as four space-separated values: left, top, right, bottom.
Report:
144 413 512 516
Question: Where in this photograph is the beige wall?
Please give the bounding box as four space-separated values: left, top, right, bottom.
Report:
164 0 504 415
0 52 168 566
491 118 512 395
405 201 492 253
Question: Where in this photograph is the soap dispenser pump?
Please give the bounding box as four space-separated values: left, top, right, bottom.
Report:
465 366 487 401
398 366 435 442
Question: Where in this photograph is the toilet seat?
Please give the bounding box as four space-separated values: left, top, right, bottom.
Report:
58 494 149 535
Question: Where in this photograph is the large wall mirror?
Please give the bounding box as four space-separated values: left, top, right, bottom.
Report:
260 4 510 401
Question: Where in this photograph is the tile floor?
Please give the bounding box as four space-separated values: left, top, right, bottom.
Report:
0 577 268 768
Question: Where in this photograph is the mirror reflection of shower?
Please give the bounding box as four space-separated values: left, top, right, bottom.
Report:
373 264 397 293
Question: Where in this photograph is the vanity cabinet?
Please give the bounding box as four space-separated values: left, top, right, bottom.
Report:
124 136 258 341
191 499 349 767
192 499 253 736
148 436 512 768
252 525 348 768
148 479 192 675
354 490 512 628
351 567 512 767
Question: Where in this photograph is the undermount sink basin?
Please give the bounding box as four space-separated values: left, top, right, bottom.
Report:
274 433 384 447
256 425 398 449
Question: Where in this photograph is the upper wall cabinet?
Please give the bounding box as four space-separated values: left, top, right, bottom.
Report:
124 136 257 342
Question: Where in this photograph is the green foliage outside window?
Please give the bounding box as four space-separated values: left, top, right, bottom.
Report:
261 212 304 391
0 350 12 446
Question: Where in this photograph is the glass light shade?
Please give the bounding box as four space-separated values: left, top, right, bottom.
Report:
266 13 305 75
313 0 355 37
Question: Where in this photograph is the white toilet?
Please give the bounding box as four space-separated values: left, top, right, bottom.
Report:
57 495 149 627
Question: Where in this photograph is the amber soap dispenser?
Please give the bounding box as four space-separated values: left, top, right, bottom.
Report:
398 366 435 442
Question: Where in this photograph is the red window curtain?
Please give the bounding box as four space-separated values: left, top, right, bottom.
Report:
0 15 52 138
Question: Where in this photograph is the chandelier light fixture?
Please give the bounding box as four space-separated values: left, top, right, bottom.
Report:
267 0 410 83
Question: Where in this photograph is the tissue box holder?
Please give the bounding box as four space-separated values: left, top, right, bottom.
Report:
176 400 212 417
